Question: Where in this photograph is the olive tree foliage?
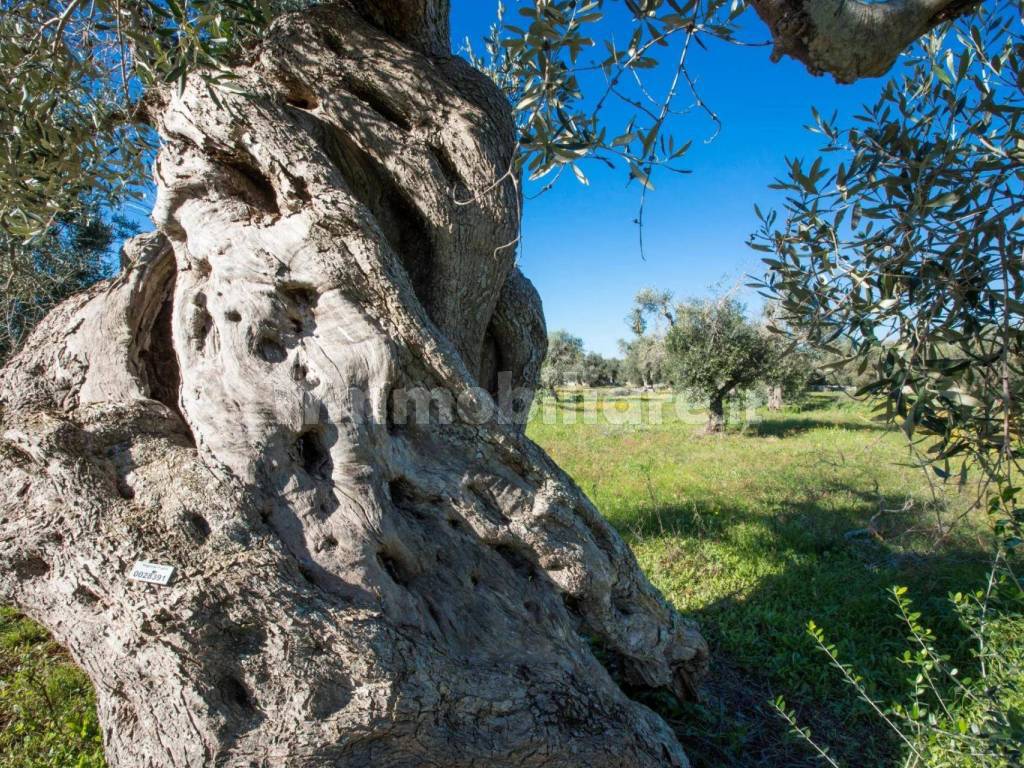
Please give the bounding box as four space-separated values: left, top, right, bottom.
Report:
0 209 132 364
759 303 821 409
752 0 1024 546
760 334 817 409
629 287 675 335
665 297 771 431
620 287 674 387
1 0 301 242
462 0 742 194
539 331 623 393
464 0 982 198
619 334 669 387
581 351 623 385
540 328 585 393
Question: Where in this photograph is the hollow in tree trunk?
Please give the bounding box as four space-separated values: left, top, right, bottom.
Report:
0 3 708 766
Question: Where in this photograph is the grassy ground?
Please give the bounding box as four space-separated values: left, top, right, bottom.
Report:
0 391 1009 766
0 608 104 768
529 390 999 766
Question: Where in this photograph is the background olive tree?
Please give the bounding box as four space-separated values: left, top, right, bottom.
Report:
664 296 771 431
540 329 585 395
760 303 822 410
619 335 670 388
580 351 623 386
626 289 816 421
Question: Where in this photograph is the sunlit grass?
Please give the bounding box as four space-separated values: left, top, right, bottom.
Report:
529 390 997 766
0 607 104 768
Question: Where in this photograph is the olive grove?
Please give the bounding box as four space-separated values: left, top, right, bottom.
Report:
0 0 979 765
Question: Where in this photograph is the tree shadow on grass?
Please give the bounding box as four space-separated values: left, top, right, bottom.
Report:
615 494 992 767
618 479 929 546
659 648 886 768
746 416 888 439
793 392 857 413
668 545 991 768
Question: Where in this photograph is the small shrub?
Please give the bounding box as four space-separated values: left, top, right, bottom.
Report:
777 558 1023 768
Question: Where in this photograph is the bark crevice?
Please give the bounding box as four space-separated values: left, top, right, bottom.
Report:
297 108 439 321
137 267 186 424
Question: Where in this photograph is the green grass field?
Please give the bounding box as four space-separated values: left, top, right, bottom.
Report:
528 390 999 766
0 609 104 768
0 391 1011 767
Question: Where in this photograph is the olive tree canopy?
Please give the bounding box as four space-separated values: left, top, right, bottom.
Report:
665 297 771 431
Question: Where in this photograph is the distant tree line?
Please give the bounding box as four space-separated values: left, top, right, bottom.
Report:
540 288 829 430
540 331 623 395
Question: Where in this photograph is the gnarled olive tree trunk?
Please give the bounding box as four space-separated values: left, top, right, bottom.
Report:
0 3 707 765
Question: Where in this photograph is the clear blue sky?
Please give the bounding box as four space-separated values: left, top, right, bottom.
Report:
450 3 884 356
127 3 889 358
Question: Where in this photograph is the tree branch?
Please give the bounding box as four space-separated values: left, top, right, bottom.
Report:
751 0 980 83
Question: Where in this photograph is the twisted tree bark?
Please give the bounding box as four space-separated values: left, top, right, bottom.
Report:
0 3 707 765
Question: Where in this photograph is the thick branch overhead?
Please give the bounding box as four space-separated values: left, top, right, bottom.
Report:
752 0 979 82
